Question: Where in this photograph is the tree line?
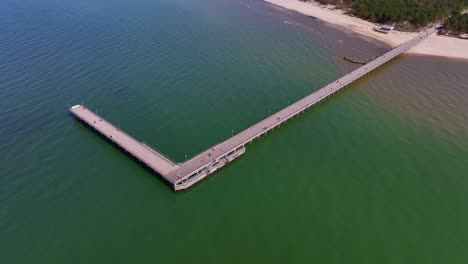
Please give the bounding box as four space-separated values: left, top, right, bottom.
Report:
446 9 468 32
309 0 468 33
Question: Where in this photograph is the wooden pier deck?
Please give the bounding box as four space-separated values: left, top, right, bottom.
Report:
70 105 179 178
71 28 435 190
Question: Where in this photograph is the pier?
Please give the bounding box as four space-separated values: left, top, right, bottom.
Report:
70 105 179 178
71 28 435 190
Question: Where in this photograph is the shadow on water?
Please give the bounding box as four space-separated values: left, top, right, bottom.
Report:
231 54 407 144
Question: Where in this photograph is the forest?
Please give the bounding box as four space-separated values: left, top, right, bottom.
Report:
308 0 468 33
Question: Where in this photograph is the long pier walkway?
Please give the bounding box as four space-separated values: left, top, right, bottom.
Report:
70 105 179 177
71 28 435 190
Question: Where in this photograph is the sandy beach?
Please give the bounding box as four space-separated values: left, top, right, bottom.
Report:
265 0 468 60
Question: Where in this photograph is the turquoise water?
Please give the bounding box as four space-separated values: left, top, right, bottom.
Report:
1 0 468 263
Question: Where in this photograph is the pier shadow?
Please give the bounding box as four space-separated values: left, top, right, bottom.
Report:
238 55 406 142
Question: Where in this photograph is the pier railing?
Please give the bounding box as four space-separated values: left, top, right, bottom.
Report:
71 28 435 190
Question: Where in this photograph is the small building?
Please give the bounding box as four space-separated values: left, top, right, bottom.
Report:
374 25 394 34
459 33 468 40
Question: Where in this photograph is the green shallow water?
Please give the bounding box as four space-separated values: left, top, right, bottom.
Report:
1 0 468 263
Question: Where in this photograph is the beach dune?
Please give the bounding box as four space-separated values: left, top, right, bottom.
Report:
265 0 468 60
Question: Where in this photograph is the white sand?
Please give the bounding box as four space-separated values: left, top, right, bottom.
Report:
265 0 468 60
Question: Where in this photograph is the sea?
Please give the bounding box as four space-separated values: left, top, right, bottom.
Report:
1 0 468 263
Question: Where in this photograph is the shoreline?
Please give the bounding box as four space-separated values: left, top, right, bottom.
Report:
265 0 468 60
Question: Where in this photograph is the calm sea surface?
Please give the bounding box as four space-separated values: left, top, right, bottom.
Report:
1 0 468 263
